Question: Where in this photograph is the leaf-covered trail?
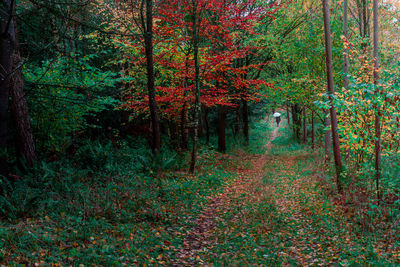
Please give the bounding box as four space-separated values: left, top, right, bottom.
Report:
173 119 279 265
173 117 399 265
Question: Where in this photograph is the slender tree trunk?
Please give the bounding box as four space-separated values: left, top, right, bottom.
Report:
324 109 332 162
303 107 307 144
0 0 15 178
292 104 301 140
286 102 291 126
180 102 188 150
322 0 343 192
189 0 200 173
217 105 227 153
144 0 161 154
312 110 315 150
204 106 209 144
373 0 381 200
235 105 240 138
10 50 36 168
343 0 350 90
242 98 249 145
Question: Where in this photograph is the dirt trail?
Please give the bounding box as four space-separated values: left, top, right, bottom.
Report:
174 117 280 266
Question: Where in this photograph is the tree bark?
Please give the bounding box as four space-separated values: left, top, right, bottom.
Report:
286 102 291 126
189 0 200 173
217 105 227 153
235 104 240 138
0 0 16 178
292 104 301 140
10 50 36 168
373 0 381 200
242 98 249 145
204 106 209 144
144 0 161 154
324 109 332 162
322 0 343 192
312 110 315 150
180 102 188 150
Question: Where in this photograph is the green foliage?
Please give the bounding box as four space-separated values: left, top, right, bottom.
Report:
0 137 234 264
24 53 121 153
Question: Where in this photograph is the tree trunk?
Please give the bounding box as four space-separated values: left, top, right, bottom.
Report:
324 109 332 162
373 0 381 200
204 106 210 144
10 50 36 168
0 0 15 178
286 103 291 126
312 110 315 150
343 0 349 90
235 104 240 138
144 0 161 154
242 98 249 145
189 0 200 173
322 0 343 192
303 107 307 144
217 105 227 153
292 104 301 140
180 102 188 150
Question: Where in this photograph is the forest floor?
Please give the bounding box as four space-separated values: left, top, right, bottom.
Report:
171 116 400 266
1 116 399 265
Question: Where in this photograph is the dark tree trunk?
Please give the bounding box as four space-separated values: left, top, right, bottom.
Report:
144 0 161 154
373 0 381 200
286 103 291 126
10 50 36 168
322 0 343 192
324 109 332 162
242 98 249 145
292 104 301 140
217 105 227 153
204 106 209 144
311 110 315 150
180 103 188 150
303 107 307 144
235 104 240 138
189 0 200 173
0 0 15 178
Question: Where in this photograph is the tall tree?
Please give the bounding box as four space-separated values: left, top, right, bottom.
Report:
143 0 161 153
0 0 15 178
322 0 343 192
373 0 381 200
189 0 201 173
324 109 332 162
10 41 37 168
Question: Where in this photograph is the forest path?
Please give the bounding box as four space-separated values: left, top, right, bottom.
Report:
173 116 280 265
173 116 396 266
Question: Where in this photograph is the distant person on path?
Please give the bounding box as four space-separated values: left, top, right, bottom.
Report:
273 112 281 127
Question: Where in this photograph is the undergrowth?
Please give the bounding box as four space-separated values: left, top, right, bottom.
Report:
0 136 236 265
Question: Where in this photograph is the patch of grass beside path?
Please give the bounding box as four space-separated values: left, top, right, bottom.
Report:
0 142 243 265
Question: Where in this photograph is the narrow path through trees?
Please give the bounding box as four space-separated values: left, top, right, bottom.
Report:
173 115 399 265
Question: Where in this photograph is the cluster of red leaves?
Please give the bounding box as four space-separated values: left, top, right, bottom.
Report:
120 0 277 119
